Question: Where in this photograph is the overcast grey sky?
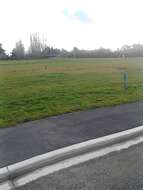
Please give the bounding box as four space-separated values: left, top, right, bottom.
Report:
1 0 143 52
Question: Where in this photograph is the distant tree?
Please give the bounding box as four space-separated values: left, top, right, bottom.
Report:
29 33 46 58
41 46 61 57
11 40 25 59
60 49 69 57
0 43 5 54
72 47 80 57
0 43 7 59
41 46 51 58
120 44 143 57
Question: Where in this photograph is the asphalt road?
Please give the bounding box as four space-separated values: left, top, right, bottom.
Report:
16 142 143 190
1 101 143 167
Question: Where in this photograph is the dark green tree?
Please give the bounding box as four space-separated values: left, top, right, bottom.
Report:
0 43 7 59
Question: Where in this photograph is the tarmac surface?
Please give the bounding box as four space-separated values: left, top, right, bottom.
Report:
16 142 143 190
1 101 143 167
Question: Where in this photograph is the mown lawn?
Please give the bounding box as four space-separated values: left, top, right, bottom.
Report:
1 58 143 128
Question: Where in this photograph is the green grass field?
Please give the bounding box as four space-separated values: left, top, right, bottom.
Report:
1 58 143 128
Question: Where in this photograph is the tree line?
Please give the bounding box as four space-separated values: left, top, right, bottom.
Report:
1 34 143 60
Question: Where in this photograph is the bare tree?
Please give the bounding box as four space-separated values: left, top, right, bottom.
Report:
29 33 47 58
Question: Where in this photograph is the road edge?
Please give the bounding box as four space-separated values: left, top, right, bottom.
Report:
1 125 143 188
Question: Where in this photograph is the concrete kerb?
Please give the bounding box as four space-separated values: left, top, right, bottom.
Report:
1 125 143 184
0 168 9 183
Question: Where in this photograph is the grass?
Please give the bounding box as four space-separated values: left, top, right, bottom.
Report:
1 57 143 128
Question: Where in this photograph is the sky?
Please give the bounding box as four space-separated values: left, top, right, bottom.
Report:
1 0 143 53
